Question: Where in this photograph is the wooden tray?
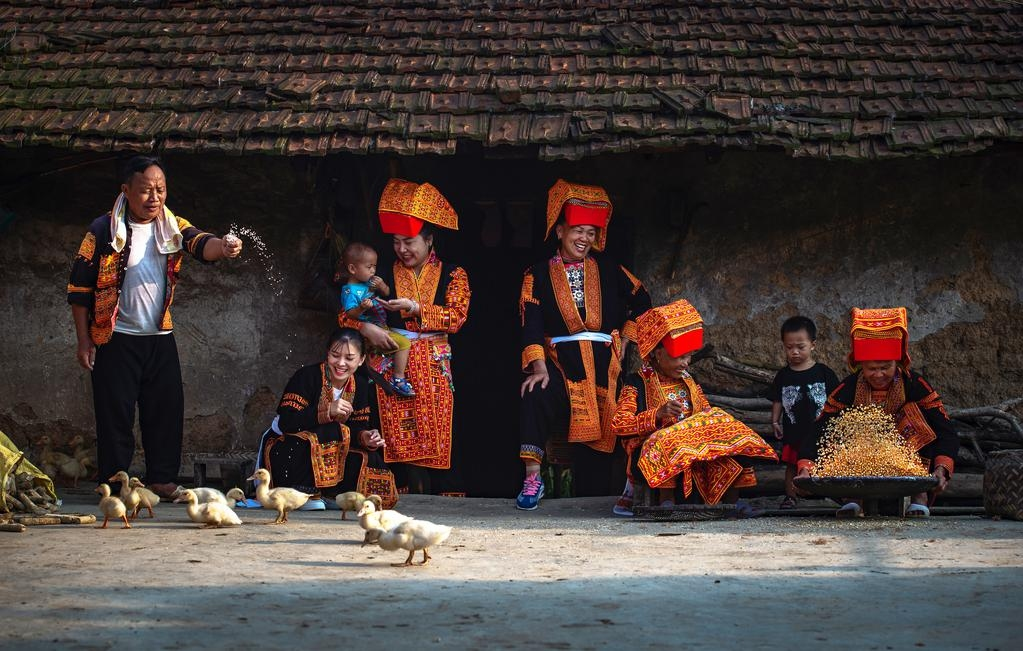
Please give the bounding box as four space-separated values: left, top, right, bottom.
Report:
794 476 938 499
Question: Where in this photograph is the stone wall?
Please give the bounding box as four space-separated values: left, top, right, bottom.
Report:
1 145 1020 488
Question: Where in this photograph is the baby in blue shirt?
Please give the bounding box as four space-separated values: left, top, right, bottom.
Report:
340 242 414 397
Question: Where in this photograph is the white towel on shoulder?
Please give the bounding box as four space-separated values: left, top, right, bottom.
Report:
109 192 183 254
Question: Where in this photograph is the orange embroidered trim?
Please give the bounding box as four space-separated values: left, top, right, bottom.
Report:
420 266 469 333
933 454 955 476
522 344 544 370
393 258 440 328
280 392 309 411
289 430 351 488
609 384 659 438
187 233 211 257
896 402 938 451
377 335 453 469
733 466 758 488
378 179 459 230
692 457 744 505
76 232 96 261
549 258 584 334
622 319 637 343
548 257 601 335
582 257 601 331
620 265 643 295
549 342 602 444
519 271 539 325
316 367 354 425
67 284 95 293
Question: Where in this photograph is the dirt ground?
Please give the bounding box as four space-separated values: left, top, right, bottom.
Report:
1 492 1021 650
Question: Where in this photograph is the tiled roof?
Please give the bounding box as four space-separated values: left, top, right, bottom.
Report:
1 0 1021 160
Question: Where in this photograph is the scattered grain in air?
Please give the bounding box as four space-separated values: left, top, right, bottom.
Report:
229 224 284 297
812 404 930 477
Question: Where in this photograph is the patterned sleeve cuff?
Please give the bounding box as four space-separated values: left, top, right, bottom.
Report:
621 319 637 343
638 409 659 434
796 459 815 474
522 344 545 370
934 455 955 477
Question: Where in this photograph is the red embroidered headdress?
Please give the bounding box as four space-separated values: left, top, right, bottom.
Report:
378 178 459 237
545 179 612 252
637 299 704 359
849 306 910 368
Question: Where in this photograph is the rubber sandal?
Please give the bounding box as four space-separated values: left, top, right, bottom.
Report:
906 503 930 517
235 499 262 509
779 496 798 510
732 500 763 519
836 502 863 518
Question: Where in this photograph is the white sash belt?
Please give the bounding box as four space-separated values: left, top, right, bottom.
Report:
549 332 613 345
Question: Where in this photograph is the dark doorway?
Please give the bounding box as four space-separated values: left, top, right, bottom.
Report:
325 150 637 497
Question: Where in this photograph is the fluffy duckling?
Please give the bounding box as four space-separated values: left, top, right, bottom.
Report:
335 491 383 520
357 499 411 546
67 434 96 469
127 477 160 519
174 489 242 528
108 471 143 519
95 483 131 529
37 435 75 482
171 485 231 505
225 487 246 508
373 519 452 567
246 468 312 524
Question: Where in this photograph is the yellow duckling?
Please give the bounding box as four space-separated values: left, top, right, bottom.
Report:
171 485 236 506
335 491 382 521
357 499 411 546
108 471 142 519
246 468 312 524
95 483 131 529
103 474 158 519
225 487 246 508
174 489 242 528
373 519 452 567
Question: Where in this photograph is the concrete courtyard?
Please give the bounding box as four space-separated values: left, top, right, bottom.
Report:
1 493 1021 650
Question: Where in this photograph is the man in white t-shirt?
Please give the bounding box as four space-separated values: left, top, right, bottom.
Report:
68 156 242 498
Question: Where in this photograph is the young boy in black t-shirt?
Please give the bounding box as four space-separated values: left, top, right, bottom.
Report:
769 316 840 508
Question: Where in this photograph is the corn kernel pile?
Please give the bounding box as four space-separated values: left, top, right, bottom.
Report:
812 404 930 477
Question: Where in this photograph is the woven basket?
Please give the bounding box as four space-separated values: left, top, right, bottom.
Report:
983 450 1023 520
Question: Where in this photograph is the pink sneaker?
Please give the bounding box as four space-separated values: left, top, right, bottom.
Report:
515 472 545 510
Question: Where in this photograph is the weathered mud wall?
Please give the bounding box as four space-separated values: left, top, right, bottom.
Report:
624 147 1023 407
0 152 341 463
0 145 1019 486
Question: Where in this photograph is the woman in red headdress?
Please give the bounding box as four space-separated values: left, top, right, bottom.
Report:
340 179 470 495
516 180 652 510
796 308 959 517
611 300 778 511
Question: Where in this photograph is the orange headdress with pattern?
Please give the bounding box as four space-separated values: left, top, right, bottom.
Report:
849 307 910 368
378 178 459 237
545 179 613 252
637 299 704 359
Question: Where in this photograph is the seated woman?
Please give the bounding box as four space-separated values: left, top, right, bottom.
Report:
611 300 777 509
254 328 397 510
796 307 958 518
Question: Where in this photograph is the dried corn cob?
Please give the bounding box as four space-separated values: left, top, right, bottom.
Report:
812 404 930 477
